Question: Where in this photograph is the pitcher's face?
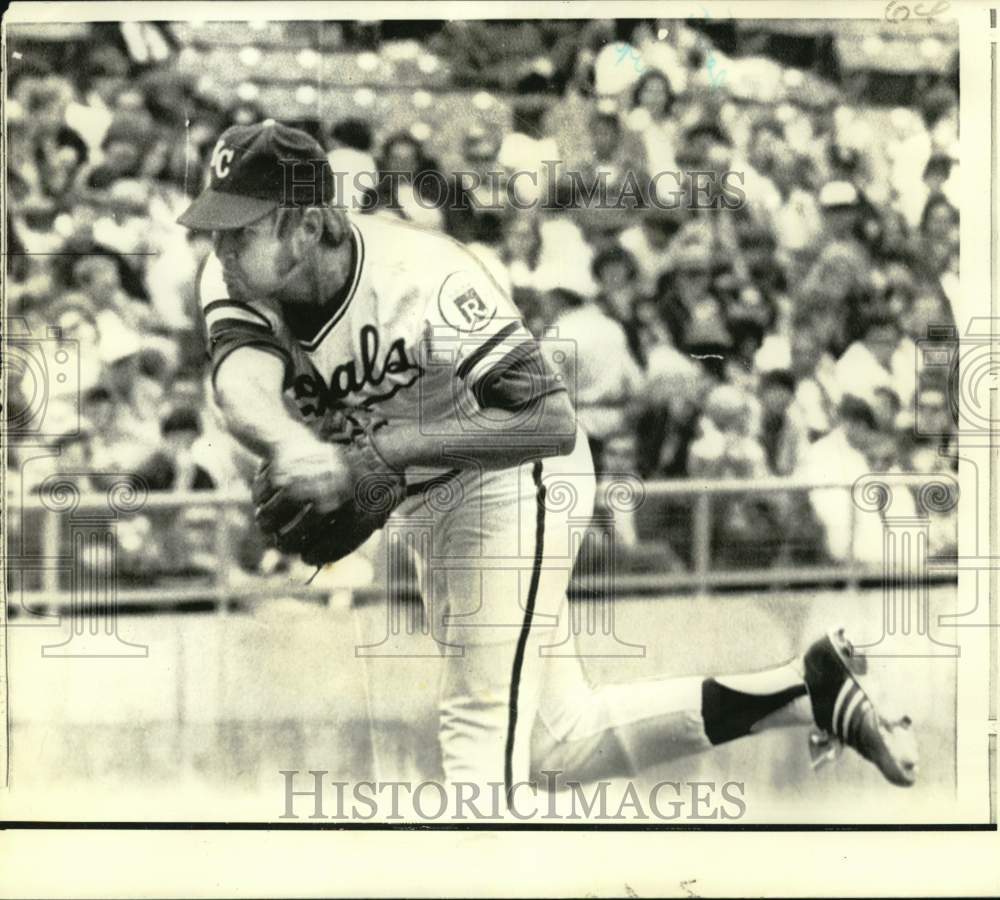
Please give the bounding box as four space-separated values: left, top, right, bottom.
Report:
213 211 291 300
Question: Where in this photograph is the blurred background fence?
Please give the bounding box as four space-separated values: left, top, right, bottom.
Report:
6 474 958 619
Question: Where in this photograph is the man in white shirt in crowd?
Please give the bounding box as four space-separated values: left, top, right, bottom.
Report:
835 309 913 411
325 118 377 212
815 180 872 275
796 395 914 566
757 306 842 441
541 278 643 474
618 207 684 296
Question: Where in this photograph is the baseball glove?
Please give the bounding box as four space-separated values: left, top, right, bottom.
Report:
251 407 407 566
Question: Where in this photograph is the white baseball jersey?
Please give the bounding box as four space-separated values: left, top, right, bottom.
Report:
198 213 565 476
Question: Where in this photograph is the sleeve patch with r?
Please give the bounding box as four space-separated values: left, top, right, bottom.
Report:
437 272 498 333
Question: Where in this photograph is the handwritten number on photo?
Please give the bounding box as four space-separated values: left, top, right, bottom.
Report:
613 11 730 89
914 0 951 19
885 0 950 23
695 9 728 89
615 42 645 73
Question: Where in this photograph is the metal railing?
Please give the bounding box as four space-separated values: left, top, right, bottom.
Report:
603 473 958 593
4 473 958 612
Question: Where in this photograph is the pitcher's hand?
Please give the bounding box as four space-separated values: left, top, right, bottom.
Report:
270 434 354 514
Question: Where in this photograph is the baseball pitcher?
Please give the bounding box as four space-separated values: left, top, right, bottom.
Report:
178 121 917 815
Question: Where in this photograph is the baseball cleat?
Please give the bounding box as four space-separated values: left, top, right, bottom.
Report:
803 628 918 787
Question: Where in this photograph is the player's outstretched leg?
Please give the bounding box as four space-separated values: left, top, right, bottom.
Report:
535 624 917 788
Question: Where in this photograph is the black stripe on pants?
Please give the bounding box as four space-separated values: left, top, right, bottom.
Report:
504 460 547 801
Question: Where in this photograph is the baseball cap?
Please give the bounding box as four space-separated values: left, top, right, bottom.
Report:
671 241 714 273
103 110 155 151
760 368 796 393
177 120 334 230
923 153 952 179
684 119 730 145
161 406 202 436
839 394 879 431
818 180 860 209
591 245 638 283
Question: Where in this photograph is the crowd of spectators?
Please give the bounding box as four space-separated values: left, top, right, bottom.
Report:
6 18 960 581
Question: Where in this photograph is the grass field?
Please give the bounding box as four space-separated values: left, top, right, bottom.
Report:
3 585 963 823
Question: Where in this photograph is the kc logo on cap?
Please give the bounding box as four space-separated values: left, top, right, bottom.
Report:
210 139 236 180
178 120 335 231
